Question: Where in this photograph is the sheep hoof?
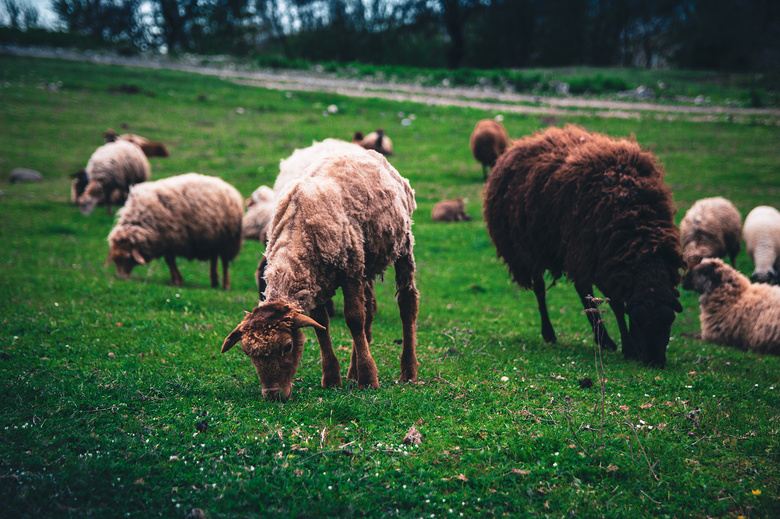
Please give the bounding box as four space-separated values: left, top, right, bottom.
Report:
599 338 618 351
358 376 380 390
321 374 342 388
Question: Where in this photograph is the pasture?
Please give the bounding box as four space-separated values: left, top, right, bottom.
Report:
1 54 779 518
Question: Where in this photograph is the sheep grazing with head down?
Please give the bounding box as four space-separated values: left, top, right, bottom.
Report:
683 258 780 353
242 185 276 242
483 124 685 367
221 148 419 401
743 206 780 284
75 140 151 216
104 129 170 158
352 128 393 156
107 173 243 289
431 199 472 222
679 197 742 269
470 119 511 180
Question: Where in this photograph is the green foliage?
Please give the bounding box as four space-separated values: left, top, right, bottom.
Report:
1 55 780 518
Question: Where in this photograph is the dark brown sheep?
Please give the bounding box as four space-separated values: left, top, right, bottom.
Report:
469 119 511 180
483 125 685 367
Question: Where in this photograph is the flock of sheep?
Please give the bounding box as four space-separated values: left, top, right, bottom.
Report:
68 120 780 400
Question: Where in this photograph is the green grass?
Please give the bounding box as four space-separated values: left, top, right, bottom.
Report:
1 54 780 518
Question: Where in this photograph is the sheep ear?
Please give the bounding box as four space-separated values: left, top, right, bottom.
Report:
105 252 114 267
131 249 146 265
291 312 325 331
221 323 244 353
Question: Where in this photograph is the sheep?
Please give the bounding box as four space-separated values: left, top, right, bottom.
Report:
221 148 419 401
679 197 742 269
743 205 780 284
683 258 780 353
431 199 472 222
106 173 243 289
483 124 685 367
242 185 275 242
104 129 170 158
76 140 151 216
469 119 511 180
352 128 394 156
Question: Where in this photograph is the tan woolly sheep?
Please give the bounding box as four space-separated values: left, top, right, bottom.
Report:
76 140 151 216
431 199 472 222
679 197 742 269
107 173 243 289
104 129 170 158
352 129 394 156
469 119 511 180
221 149 419 401
743 206 780 284
242 185 275 242
683 258 780 353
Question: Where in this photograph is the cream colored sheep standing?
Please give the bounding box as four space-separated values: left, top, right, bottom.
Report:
743 205 780 284
221 149 419 401
107 173 243 289
683 258 780 353
679 196 742 269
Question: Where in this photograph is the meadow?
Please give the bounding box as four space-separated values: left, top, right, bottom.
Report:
1 54 779 518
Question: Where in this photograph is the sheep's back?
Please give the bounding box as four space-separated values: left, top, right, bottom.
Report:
680 197 742 260
743 206 780 267
87 141 151 187
275 139 364 194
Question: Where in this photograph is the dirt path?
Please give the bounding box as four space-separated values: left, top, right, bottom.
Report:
4 45 780 122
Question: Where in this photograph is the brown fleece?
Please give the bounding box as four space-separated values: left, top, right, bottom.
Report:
105 129 170 158
77 140 151 215
469 119 511 179
679 197 742 268
431 199 472 222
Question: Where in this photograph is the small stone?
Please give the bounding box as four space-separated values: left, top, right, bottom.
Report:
9 169 43 183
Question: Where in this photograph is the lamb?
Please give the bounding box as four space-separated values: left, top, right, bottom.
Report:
743 205 780 284
104 129 170 158
483 124 685 367
221 148 419 401
76 140 151 215
352 128 394 156
106 173 243 289
469 119 511 180
679 197 742 269
242 185 275 242
683 258 780 353
431 199 472 222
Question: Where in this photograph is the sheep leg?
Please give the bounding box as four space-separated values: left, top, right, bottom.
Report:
255 257 268 300
165 255 183 286
210 257 219 288
482 165 488 181
395 254 419 383
532 274 557 343
364 279 376 344
342 279 379 389
609 300 636 360
574 282 618 352
325 298 335 317
221 255 231 290
310 304 342 388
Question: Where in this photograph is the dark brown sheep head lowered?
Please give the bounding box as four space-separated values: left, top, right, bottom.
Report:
221 302 324 401
625 288 683 368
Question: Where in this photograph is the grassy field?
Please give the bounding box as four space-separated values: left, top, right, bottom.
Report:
1 54 779 518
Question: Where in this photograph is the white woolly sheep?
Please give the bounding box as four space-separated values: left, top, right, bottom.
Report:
104 129 170 158
107 173 243 289
76 140 151 216
679 197 742 269
431 199 472 222
221 148 419 401
470 119 511 180
743 205 780 284
352 129 394 156
242 185 276 242
683 258 780 353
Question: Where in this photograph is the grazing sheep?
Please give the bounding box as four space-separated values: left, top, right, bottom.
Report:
483 125 685 367
104 129 170 158
107 173 243 289
352 129 394 156
679 197 742 269
76 140 151 216
221 149 419 401
683 258 780 353
242 185 275 242
431 199 472 222
470 119 511 180
743 206 780 284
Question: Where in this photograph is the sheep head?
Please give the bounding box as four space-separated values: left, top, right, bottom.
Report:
221 302 325 401
106 228 150 279
77 181 103 215
750 268 778 285
683 258 726 294
625 288 682 368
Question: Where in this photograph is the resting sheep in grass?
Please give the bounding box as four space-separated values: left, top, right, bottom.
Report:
470 119 511 180
679 197 742 269
483 125 685 367
242 185 276 242
431 199 472 222
683 258 780 353
107 173 243 289
76 140 151 216
104 129 170 158
352 129 393 156
743 206 780 284
221 149 419 401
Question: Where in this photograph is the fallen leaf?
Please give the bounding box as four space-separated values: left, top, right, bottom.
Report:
402 425 422 445
511 469 530 476
640 403 653 409
606 464 619 473
619 405 629 411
